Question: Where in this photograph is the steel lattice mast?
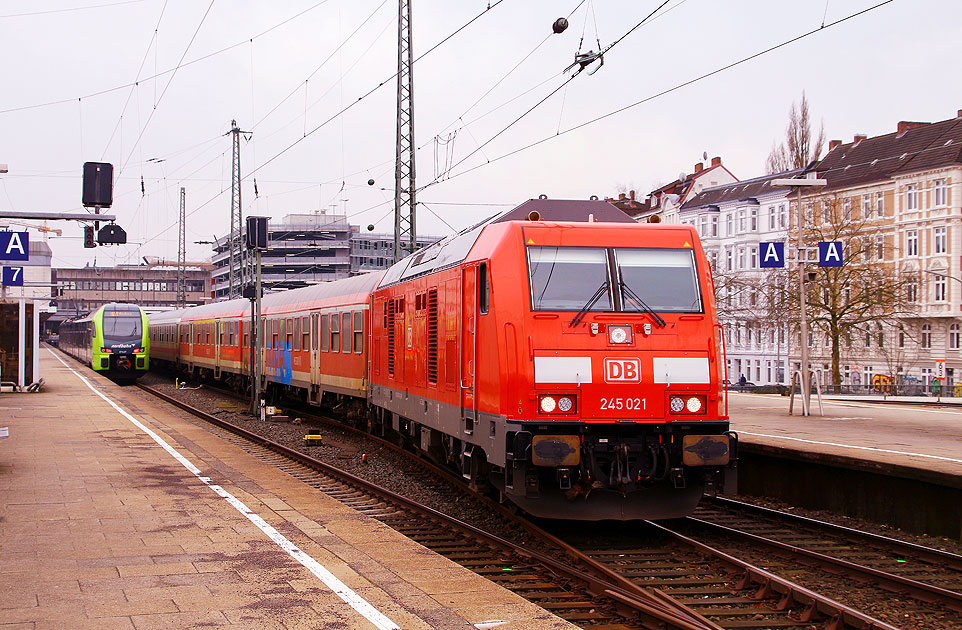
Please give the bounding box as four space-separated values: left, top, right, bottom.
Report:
393 0 416 263
228 119 250 299
177 186 186 307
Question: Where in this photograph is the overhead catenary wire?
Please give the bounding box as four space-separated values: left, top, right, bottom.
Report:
419 0 896 193
0 1 334 115
0 0 148 19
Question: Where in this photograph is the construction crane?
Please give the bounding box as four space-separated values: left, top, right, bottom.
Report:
0 220 62 238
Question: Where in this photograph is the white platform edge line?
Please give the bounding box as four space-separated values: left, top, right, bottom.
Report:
739 430 962 465
48 349 401 630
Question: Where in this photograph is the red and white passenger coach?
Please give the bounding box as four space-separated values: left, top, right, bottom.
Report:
149 199 736 520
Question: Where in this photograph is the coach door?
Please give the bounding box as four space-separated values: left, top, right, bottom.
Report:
214 322 222 378
309 312 320 401
461 265 477 429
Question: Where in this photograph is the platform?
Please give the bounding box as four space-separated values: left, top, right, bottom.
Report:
0 349 576 630
728 392 962 478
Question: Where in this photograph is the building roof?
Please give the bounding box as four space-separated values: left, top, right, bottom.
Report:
681 169 803 210
817 114 962 190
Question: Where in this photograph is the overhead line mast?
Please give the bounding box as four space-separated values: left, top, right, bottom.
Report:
228 119 251 299
394 0 416 263
178 187 187 307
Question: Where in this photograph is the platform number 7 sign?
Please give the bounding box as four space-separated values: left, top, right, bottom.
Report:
2 266 24 286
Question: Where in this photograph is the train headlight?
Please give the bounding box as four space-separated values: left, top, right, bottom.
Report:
540 396 557 413
558 396 574 412
669 396 685 413
608 325 632 344
686 396 703 413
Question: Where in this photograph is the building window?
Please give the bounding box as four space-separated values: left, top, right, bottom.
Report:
934 179 948 207
921 323 932 349
726 247 733 271
898 326 905 348
876 192 884 217
876 234 884 260
906 230 918 256
767 206 776 230
951 324 961 350
906 282 918 303
779 204 788 228
822 201 831 224
934 226 947 254
726 213 733 236
710 216 718 236
737 209 746 232
737 247 745 270
842 198 851 221
750 246 758 269
905 183 919 211
935 275 948 302
750 208 758 231
862 194 871 217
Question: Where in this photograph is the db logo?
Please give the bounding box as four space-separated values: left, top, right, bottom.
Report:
604 358 641 383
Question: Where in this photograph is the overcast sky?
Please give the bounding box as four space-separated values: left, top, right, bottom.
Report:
1 0 959 269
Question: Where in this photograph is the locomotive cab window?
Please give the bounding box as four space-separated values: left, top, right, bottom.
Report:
527 247 611 311
615 248 703 313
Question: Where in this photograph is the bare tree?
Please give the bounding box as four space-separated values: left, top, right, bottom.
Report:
766 91 826 174
771 195 917 390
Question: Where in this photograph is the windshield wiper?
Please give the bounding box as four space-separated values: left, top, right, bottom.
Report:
569 281 609 327
620 280 667 327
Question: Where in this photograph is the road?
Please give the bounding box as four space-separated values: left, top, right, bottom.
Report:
727 392 962 476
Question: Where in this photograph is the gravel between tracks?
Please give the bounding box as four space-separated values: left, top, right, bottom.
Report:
139 373 962 629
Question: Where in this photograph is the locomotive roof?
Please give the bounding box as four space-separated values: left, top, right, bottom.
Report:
379 198 633 286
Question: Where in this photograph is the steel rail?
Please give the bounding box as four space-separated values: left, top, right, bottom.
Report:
136 382 719 630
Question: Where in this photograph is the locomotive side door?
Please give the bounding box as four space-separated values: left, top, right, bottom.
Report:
460 265 477 427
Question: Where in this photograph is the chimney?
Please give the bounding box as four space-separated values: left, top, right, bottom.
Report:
828 139 842 152
958 109 962 118
694 162 703 173
897 121 928 134
854 134 867 144
710 156 721 167
618 192 626 200
629 190 635 201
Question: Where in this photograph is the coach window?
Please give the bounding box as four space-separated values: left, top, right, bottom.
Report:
293 318 301 351
321 314 329 352
479 262 489 314
330 313 340 352
286 318 294 349
272 319 279 348
342 312 352 353
302 317 310 351
353 311 363 354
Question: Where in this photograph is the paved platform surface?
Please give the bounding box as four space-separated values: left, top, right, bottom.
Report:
0 349 575 630
728 392 962 478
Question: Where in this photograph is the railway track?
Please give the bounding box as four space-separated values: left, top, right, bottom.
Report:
138 379 904 630
136 382 720 630
681 497 962 614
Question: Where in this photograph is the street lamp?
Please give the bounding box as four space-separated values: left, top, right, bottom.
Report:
771 174 827 416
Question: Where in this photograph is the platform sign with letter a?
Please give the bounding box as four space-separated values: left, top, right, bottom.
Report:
0 231 29 261
758 242 785 268
818 241 844 267
2 266 23 286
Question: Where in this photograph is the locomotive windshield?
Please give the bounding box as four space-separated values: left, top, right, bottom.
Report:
615 248 702 313
103 312 143 344
527 246 702 313
528 247 612 311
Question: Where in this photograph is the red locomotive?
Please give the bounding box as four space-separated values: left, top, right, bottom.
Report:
149 199 736 520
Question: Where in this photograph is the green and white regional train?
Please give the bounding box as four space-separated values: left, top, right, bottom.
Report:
59 303 150 380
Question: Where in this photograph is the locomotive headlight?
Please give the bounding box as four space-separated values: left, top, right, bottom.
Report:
558 396 574 412
540 396 557 413
608 325 632 344
669 396 685 413
686 396 703 413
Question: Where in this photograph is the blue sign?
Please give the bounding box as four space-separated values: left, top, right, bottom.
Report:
2 266 24 286
759 242 785 268
818 241 844 267
0 231 29 261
